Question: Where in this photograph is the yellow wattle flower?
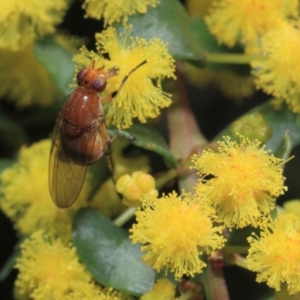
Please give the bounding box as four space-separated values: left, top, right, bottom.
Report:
0 44 59 107
0 140 90 243
192 135 287 228
247 214 300 295
73 25 175 129
141 279 175 300
252 23 300 114
0 0 68 51
15 231 126 300
130 192 225 279
205 0 298 53
82 0 159 25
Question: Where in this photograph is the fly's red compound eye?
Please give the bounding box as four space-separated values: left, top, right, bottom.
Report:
92 74 107 92
76 68 89 86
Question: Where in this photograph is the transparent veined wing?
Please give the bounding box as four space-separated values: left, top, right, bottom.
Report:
48 111 102 208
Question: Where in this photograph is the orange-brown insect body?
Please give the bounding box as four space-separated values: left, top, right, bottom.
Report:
49 60 146 209
49 63 117 208
62 86 104 165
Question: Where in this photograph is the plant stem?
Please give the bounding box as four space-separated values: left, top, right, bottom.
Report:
167 63 207 191
224 246 249 254
113 207 136 227
206 53 261 64
113 167 188 227
155 167 188 190
227 253 249 270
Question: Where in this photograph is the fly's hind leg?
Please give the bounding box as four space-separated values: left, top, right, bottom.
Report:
98 121 115 182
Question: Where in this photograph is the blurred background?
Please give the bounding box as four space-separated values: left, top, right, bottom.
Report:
1 0 300 299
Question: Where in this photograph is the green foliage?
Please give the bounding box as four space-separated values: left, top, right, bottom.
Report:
108 124 177 168
116 0 205 63
215 101 300 153
34 36 75 96
1 1 300 299
72 208 156 296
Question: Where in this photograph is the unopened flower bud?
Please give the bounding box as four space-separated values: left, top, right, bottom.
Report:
132 171 156 193
231 112 271 143
115 174 132 194
116 172 158 207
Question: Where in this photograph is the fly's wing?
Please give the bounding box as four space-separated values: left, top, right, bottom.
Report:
49 112 100 208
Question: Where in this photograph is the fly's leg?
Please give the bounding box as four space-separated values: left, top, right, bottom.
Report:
98 60 147 182
98 121 114 178
101 60 147 104
106 66 119 79
110 60 147 99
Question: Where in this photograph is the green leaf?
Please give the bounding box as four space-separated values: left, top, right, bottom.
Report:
72 208 156 296
189 18 244 56
274 131 293 161
0 109 27 152
19 104 61 127
115 0 204 63
257 290 274 300
87 157 110 198
214 101 300 152
108 124 177 168
34 36 75 96
189 17 250 74
0 251 19 282
0 237 25 281
226 226 257 249
189 17 228 54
